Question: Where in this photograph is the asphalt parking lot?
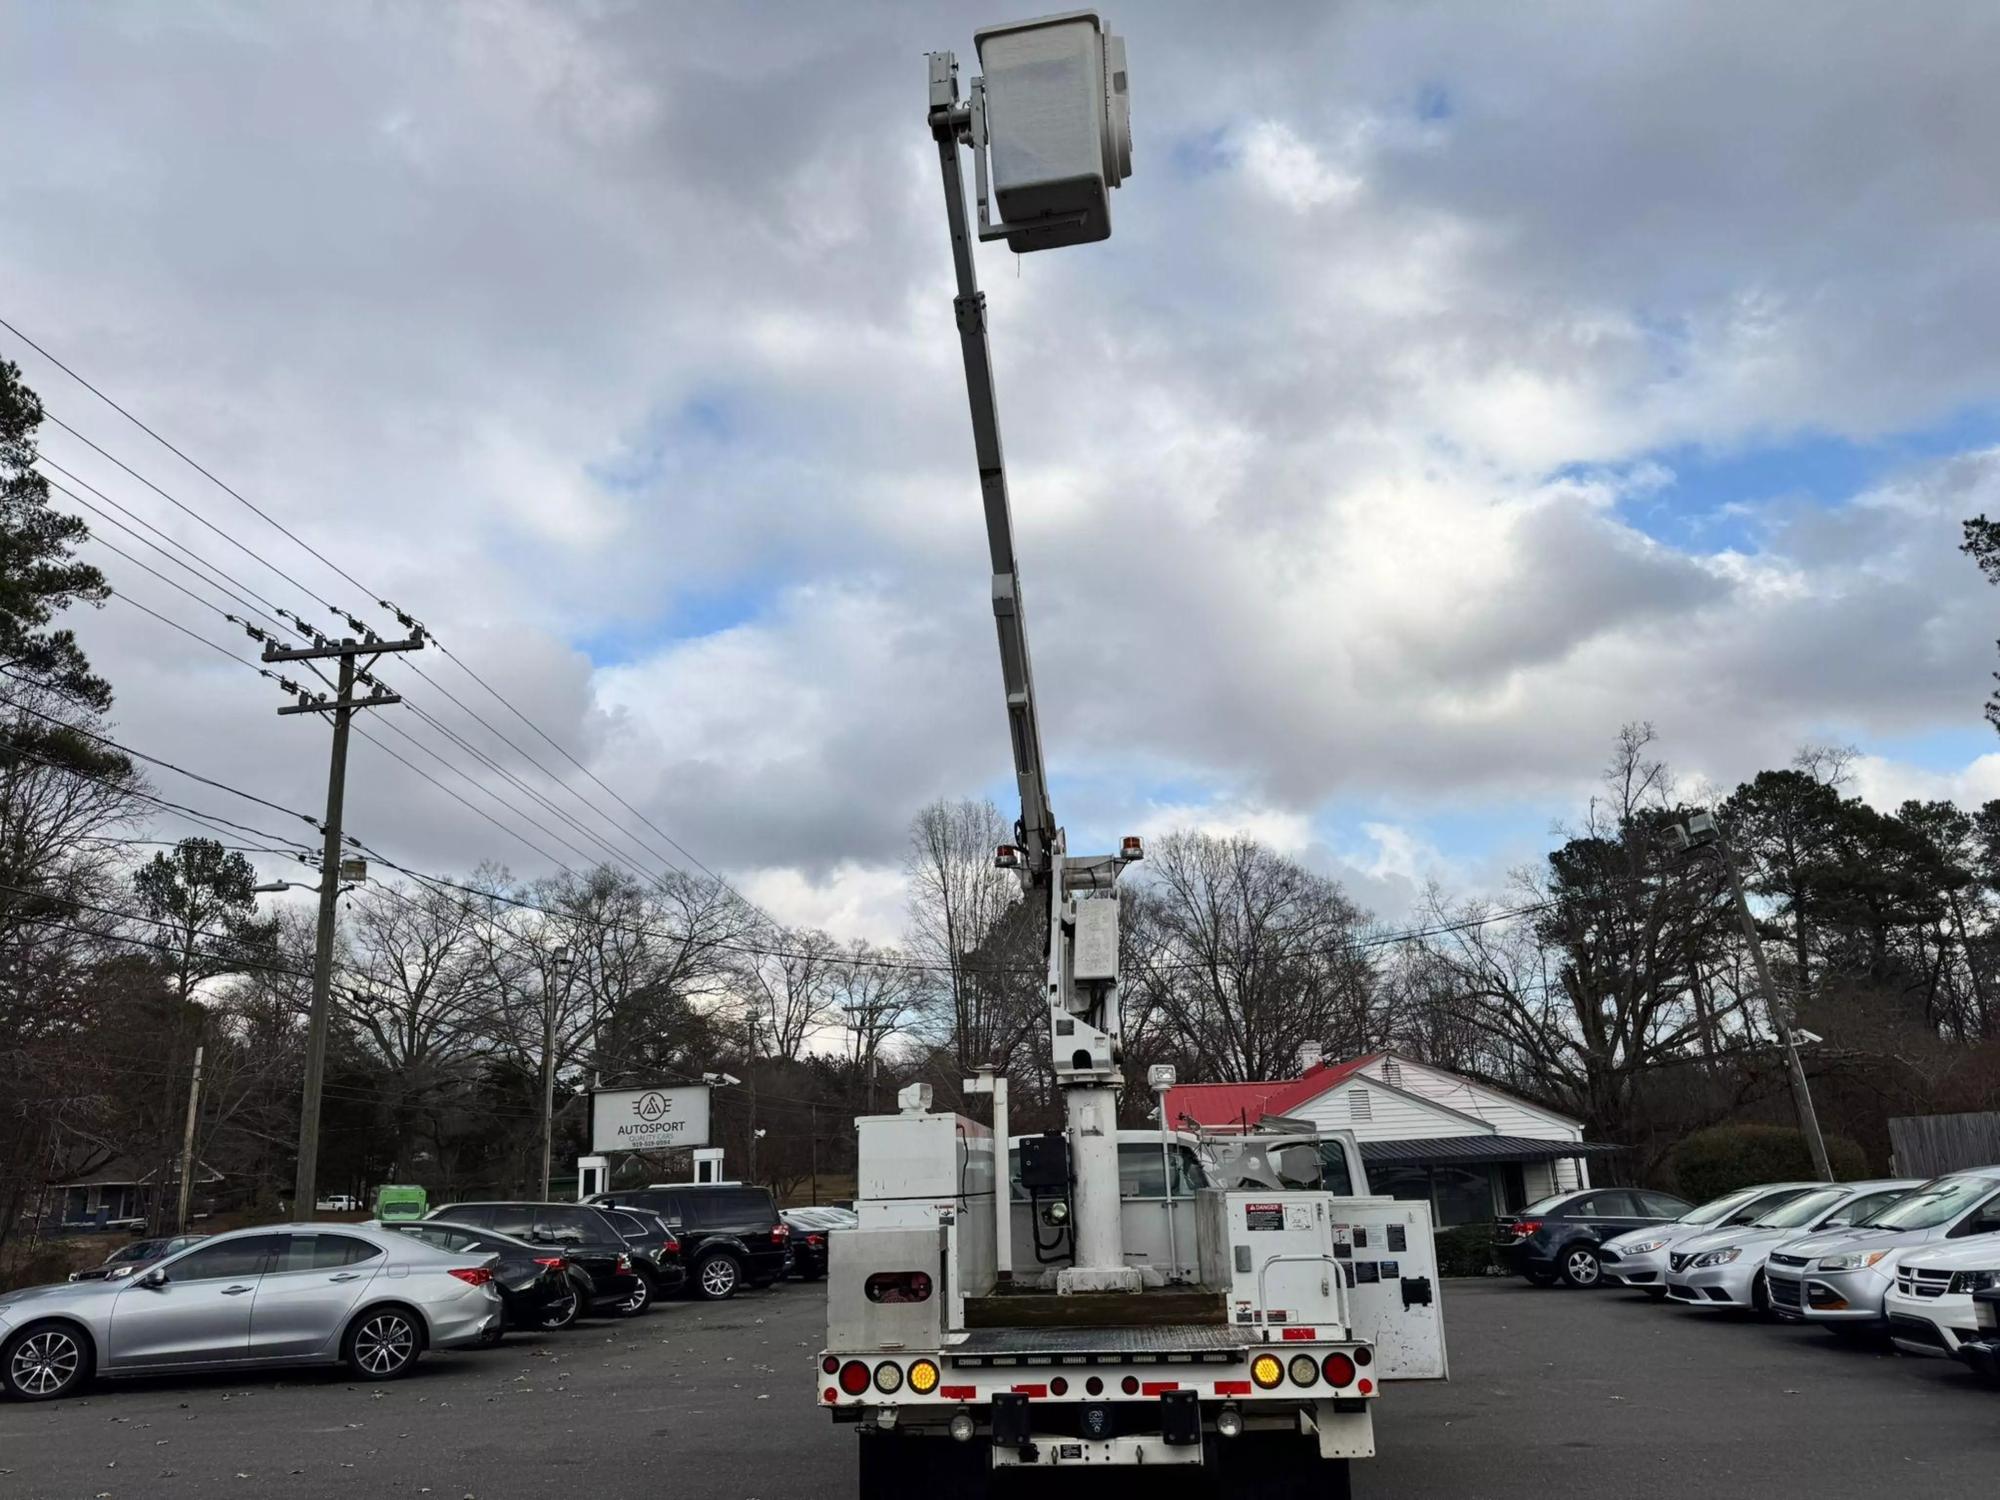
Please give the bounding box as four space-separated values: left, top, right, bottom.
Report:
2 1278 1996 1499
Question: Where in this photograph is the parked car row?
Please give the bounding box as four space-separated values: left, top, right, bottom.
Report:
585 1185 791 1299
1498 1167 2000 1383
1 1183 834 1403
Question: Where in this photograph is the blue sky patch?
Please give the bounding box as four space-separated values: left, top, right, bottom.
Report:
576 576 781 667
1577 403 2000 552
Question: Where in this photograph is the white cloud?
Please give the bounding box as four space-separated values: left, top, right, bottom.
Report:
1133 801 1315 857
6 0 2000 941
1850 754 2000 815
735 862 908 947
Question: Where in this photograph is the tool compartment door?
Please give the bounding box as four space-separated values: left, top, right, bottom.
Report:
1327 1197 1448 1380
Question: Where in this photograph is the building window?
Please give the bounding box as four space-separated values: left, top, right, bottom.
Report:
1430 1166 1497 1227
1349 1090 1372 1123
1369 1167 1429 1204
1358 1164 1499 1227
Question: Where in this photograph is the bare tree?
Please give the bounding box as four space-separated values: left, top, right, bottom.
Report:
739 927 842 1062
1123 831 1377 1085
904 798 1033 1074
833 939 926 1078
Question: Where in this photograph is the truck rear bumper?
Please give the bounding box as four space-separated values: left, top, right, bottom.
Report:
994 1434 1204 1468
854 1397 1375 1465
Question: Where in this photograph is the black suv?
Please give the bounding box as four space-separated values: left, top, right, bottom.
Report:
588 1185 788 1300
592 1203 689 1307
427 1201 647 1316
1494 1187 1693 1288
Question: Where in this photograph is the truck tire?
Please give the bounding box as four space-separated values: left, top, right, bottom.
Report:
858 1433 988 1493
1218 1435 1350 1499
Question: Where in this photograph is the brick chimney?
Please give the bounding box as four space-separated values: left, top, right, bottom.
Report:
1297 1040 1324 1076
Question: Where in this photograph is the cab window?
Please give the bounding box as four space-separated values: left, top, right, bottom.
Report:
1116 1144 1210 1199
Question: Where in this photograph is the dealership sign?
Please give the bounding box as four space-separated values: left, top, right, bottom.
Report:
590 1085 710 1154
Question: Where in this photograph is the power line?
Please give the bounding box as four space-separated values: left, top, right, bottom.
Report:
0 680 964 972
0 315 361 607
4 315 757 911
44 465 300 640
37 395 703 889
7 655 1562 977
0 678 320 833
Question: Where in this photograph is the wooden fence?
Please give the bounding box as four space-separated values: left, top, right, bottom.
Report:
1887 1112 2000 1177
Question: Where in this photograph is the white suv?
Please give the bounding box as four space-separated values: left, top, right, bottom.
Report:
1884 1235 2000 1356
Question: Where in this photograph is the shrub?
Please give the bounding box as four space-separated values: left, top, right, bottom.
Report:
1434 1220 1499 1277
1669 1124 1869 1203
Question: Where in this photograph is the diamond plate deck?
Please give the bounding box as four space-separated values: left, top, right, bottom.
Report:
949 1323 1249 1357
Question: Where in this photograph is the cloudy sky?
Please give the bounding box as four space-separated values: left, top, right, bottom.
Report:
6 0 2000 940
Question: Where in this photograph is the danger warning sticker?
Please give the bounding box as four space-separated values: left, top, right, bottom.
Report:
1244 1202 1285 1231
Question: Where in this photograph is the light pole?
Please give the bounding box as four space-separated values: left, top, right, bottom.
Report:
1667 811 1834 1181
539 944 574 1201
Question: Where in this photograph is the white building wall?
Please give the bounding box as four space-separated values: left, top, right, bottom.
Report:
1289 1079 1490 1143
1364 1057 1583 1146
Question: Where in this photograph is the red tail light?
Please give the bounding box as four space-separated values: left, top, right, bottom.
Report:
449 1266 494 1287
807 1234 824 1247
838 1360 871 1396
662 1234 680 1253
1322 1352 1357 1388
774 1224 790 1242
615 1253 631 1272
1511 1220 1542 1238
533 1256 564 1270
864 1271 933 1304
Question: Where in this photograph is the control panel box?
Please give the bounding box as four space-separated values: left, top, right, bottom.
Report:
1197 1189 1345 1330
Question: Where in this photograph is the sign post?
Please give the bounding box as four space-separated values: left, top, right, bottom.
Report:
590 1084 712 1156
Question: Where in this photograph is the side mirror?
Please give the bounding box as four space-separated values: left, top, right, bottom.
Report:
1821 1218 1850 1231
137 1268 168 1290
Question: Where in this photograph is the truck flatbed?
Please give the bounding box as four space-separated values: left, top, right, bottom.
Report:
963 1286 1227 1329
949 1322 1248 1359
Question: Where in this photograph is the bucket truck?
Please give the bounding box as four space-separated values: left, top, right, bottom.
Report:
816 14 1447 1494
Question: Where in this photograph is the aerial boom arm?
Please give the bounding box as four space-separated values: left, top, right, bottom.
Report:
929 53 1058 886
927 31 1141 1295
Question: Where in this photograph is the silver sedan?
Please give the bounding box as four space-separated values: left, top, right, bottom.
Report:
0 1222 502 1401
1664 1179 1920 1312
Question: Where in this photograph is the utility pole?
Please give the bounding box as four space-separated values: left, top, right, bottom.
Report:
810 1103 819 1206
1717 840 1835 1182
540 945 573 1201
1670 811 1834 1182
265 624 424 1218
174 1045 204 1233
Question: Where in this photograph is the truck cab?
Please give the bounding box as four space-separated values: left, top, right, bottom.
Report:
1001 1127 1371 1287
